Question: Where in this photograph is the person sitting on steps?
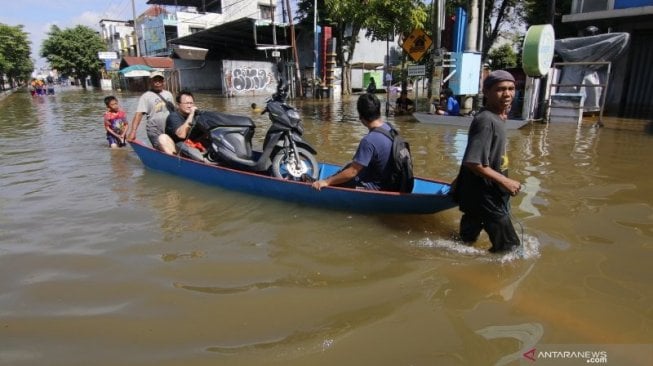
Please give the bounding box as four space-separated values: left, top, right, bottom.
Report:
435 88 460 116
395 90 415 114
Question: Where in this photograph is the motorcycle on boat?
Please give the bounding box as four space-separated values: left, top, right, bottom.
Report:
191 67 319 181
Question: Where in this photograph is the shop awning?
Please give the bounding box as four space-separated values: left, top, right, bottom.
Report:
119 64 154 78
168 18 290 60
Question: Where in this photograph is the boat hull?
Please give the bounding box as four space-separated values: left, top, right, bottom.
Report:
413 112 529 130
129 141 457 215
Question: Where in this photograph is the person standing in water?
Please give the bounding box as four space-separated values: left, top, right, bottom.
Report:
126 71 176 154
452 70 522 253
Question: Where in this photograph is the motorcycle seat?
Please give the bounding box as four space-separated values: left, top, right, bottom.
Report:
196 111 255 130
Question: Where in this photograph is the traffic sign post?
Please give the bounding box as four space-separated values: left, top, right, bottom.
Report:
407 65 425 77
402 29 432 62
98 52 118 60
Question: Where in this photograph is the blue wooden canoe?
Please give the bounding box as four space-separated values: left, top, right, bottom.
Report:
129 141 457 214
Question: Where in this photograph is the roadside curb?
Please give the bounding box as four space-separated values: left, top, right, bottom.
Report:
0 88 18 102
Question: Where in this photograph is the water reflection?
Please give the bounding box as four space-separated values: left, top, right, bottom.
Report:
1 89 652 365
109 150 131 204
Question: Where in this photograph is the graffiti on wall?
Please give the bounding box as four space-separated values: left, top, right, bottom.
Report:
223 62 275 96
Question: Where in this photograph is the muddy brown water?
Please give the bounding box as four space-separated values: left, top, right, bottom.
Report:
0 88 651 365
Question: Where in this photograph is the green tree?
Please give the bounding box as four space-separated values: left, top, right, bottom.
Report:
524 0 575 38
487 43 517 70
40 25 106 88
481 1 575 62
0 23 33 90
296 0 428 95
480 0 525 62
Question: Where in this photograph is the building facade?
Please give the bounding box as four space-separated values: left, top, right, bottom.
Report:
99 19 136 58
563 0 653 118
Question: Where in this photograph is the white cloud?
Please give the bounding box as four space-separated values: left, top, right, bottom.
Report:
72 11 104 30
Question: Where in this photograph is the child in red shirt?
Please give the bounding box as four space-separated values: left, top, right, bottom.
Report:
103 96 128 148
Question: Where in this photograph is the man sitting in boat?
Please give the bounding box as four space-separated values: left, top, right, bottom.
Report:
165 90 207 162
311 93 394 191
395 90 415 114
434 88 460 116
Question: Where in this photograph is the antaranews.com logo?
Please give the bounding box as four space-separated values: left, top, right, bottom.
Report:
523 348 608 363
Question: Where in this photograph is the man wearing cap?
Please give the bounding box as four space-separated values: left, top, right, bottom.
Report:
452 70 522 253
126 71 176 154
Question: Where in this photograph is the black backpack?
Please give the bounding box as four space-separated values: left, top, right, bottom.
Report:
373 125 415 193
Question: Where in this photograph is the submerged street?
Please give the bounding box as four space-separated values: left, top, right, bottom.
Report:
0 87 651 365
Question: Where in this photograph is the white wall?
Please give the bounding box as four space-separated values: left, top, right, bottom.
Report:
350 30 401 65
175 12 224 37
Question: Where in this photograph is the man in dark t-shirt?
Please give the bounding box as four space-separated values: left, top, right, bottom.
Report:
453 70 522 253
165 90 205 162
311 93 393 191
395 91 415 114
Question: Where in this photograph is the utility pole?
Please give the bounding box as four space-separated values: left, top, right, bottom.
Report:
465 0 478 53
548 0 556 24
535 0 556 120
429 0 443 101
385 33 390 116
474 0 486 112
270 0 277 56
285 0 303 97
131 0 140 57
313 0 318 91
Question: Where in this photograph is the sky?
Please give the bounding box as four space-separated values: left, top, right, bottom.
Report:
0 0 150 70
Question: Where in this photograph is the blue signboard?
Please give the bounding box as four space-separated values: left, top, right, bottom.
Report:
615 0 653 8
142 17 166 54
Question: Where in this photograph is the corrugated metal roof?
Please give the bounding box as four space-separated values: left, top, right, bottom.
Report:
121 56 174 69
172 48 208 60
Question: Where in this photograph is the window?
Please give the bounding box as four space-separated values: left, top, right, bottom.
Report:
572 0 610 13
259 4 274 20
190 27 204 34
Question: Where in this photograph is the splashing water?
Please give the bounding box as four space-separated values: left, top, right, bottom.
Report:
415 233 540 262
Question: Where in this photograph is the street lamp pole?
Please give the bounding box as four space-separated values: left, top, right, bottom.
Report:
131 0 140 57
474 0 486 112
429 0 443 102
313 0 318 93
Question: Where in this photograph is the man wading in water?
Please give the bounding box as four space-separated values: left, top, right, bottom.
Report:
452 70 522 253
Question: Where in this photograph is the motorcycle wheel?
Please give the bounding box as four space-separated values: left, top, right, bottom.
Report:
271 147 319 180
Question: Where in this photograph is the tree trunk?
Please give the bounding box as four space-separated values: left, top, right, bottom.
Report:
337 24 361 96
342 63 351 95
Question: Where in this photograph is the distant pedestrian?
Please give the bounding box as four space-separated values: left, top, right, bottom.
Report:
103 95 128 148
451 70 522 253
251 103 262 113
366 77 377 93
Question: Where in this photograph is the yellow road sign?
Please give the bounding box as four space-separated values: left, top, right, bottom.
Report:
402 28 432 62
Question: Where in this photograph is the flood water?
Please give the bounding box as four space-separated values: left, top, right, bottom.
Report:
1 87 651 365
